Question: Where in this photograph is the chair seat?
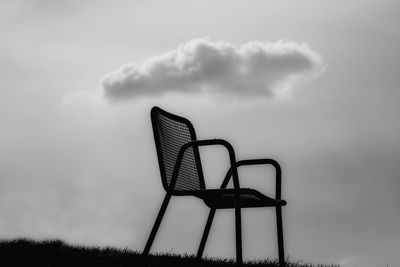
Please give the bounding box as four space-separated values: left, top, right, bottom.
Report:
182 188 286 209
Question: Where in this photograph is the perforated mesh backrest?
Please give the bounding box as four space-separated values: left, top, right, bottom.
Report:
151 107 205 192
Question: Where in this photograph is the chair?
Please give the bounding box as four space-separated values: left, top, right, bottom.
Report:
143 106 287 266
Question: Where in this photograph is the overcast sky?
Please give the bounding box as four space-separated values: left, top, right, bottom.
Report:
1 1 400 266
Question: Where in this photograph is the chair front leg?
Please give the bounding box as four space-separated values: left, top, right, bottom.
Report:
235 204 243 264
276 206 285 267
143 192 172 255
197 208 216 258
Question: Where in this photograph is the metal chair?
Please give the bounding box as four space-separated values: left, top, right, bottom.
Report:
143 106 286 266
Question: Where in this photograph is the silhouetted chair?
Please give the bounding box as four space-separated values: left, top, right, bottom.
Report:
143 106 287 266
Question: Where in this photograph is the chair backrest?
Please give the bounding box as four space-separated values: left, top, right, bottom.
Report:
151 106 205 193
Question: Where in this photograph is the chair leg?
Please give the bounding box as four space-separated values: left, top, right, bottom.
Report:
143 192 172 255
197 208 216 258
276 206 285 267
235 205 243 264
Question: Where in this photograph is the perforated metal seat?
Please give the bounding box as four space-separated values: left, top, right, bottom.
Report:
194 188 287 209
143 106 286 266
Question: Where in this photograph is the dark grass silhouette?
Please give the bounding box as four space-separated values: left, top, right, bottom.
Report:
0 239 339 267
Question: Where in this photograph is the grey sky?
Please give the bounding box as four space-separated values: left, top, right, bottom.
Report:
1 1 400 267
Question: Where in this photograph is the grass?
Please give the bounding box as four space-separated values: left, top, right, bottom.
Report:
0 238 339 267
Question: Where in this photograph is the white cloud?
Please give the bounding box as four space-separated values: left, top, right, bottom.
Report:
101 38 324 102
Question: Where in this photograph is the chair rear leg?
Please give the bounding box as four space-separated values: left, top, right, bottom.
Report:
276 206 285 267
143 192 172 255
197 208 216 258
235 205 243 264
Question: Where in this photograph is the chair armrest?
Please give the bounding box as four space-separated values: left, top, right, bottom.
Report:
168 139 240 193
220 158 283 200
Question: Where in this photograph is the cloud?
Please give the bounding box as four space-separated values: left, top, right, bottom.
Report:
101 38 324 101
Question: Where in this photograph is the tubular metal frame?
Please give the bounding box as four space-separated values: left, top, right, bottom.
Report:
143 106 286 266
